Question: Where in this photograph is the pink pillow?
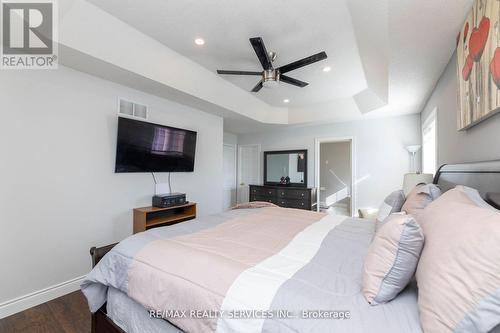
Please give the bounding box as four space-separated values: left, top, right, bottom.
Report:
363 214 424 305
416 186 500 332
232 201 278 209
401 183 441 216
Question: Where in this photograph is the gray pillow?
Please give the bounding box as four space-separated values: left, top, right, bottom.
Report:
376 190 405 228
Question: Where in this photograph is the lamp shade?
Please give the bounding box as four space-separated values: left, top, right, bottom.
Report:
406 145 422 153
403 173 433 196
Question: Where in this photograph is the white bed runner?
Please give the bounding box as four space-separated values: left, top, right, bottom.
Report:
216 214 347 333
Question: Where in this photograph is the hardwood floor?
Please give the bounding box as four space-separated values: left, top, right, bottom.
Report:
0 291 91 333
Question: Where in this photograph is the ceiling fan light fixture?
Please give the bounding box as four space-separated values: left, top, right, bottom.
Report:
262 69 280 88
262 80 279 88
283 99 290 103
194 38 205 46
216 37 327 93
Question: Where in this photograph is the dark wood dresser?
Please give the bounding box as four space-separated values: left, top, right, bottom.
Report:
249 185 317 210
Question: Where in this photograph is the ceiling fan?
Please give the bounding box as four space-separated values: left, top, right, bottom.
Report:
217 37 327 92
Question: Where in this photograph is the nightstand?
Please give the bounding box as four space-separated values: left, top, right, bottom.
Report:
133 202 196 234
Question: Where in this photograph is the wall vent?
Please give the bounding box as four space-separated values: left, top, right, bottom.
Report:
118 98 148 120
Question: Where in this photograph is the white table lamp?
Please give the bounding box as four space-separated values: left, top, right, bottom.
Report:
403 173 434 196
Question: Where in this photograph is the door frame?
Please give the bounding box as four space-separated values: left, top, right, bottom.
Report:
314 136 356 216
237 144 261 203
223 143 238 209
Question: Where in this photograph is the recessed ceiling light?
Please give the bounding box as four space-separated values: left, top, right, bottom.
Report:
283 99 290 103
194 38 205 46
323 66 331 72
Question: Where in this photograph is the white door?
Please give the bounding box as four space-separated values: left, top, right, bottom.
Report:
223 144 237 210
237 144 261 204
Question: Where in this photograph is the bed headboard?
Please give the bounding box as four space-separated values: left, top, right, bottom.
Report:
433 160 500 208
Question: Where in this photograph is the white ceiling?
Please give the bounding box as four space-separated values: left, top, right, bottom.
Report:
81 0 473 131
87 0 366 108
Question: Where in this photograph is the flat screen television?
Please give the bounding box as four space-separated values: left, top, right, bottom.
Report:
115 117 197 173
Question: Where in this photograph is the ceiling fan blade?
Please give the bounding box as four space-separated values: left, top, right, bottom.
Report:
280 75 309 87
217 70 262 75
251 81 263 92
249 37 273 70
278 51 327 74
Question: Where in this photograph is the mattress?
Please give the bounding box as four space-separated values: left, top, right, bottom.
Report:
107 282 421 333
107 286 181 333
83 208 421 333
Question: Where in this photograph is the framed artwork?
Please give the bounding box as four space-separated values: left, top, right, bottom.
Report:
456 0 500 130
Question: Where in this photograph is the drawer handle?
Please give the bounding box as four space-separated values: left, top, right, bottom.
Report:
301 193 304 197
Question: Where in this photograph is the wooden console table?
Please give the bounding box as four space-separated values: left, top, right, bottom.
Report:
133 202 196 234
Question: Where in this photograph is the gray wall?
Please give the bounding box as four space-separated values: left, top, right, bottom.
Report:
0 66 224 307
238 114 421 211
421 53 500 165
222 132 238 209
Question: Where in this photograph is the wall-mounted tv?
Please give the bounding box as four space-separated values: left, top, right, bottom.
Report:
115 117 197 173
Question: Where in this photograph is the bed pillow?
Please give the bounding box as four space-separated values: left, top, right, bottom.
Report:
362 214 424 305
401 183 441 216
457 185 498 210
376 190 405 227
416 187 500 333
232 201 278 209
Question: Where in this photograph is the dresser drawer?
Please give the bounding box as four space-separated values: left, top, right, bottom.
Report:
250 186 277 197
278 189 310 200
250 195 277 204
278 198 309 209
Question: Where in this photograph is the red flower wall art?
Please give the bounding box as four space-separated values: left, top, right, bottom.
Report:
463 54 474 81
456 0 500 130
463 22 469 43
490 47 500 89
469 17 490 61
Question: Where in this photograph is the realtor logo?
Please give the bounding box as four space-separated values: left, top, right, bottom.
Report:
1 0 58 69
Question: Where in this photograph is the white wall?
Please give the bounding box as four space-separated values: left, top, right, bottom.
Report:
223 132 238 145
0 66 224 311
421 53 500 164
238 114 421 211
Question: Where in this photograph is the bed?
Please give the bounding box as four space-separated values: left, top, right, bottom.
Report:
84 160 500 333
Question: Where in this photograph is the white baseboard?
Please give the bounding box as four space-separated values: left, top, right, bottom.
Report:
0 275 85 319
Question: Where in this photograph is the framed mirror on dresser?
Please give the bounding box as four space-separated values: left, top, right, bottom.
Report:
264 149 307 187
250 149 316 210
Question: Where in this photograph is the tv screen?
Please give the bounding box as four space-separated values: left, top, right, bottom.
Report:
115 117 197 173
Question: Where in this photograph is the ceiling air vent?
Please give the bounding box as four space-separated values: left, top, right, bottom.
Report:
118 98 148 120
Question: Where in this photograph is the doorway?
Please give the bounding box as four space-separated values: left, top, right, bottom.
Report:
315 137 355 216
237 144 261 204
